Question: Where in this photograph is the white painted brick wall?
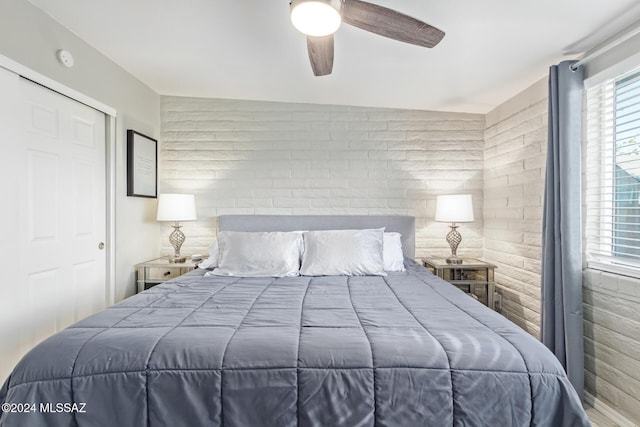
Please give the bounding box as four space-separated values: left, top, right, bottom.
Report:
483 79 548 338
583 269 640 423
160 96 485 260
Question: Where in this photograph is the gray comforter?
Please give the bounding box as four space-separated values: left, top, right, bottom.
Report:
0 260 590 426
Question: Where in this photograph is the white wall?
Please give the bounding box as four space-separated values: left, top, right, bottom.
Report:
160 96 485 259
583 271 640 421
483 78 548 337
0 0 161 300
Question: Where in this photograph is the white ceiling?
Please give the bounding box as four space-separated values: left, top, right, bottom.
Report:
28 0 640 113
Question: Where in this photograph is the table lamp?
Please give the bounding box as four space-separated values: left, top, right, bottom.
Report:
435 194 474 264
156 193 197 263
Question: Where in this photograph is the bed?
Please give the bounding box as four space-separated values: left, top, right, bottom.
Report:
0 215 590 426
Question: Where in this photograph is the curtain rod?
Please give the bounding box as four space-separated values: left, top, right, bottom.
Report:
571 25 640 71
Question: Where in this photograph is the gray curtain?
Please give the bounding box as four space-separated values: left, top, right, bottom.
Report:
542 60 584 398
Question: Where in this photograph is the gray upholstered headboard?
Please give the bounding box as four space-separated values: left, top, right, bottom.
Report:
218 215 416 259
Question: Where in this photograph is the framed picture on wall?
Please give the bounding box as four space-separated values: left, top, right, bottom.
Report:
127 130 157 198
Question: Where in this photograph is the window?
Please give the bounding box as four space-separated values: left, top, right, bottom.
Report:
585 67 640 275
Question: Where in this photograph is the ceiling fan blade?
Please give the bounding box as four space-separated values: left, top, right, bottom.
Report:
342 0 445 48
307 35 334 76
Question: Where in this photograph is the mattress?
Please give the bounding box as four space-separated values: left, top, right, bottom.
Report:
0 260 590 426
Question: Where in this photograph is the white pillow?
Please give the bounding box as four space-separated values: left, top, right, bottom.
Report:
300 229 386 276
197 239 219 269
383 232 405 272
211 231 303 277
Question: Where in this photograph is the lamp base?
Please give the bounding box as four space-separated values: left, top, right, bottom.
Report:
168 223 186 264
446 256 463 265
445 224 464 265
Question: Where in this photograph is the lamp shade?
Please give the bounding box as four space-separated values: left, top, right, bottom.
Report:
156 193 197 222
435 194 474 223
290 0 342 37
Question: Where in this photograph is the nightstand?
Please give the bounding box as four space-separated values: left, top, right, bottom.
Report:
135 257 200 293
421 257 497 310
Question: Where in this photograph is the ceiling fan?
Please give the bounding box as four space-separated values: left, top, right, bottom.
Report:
290 0 445 76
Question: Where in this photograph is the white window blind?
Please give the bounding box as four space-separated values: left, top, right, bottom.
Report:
585 66 640 273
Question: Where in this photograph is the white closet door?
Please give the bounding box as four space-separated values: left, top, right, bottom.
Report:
0 67 107 383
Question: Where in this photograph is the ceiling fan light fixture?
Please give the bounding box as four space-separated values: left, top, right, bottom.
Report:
290 0 342 37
